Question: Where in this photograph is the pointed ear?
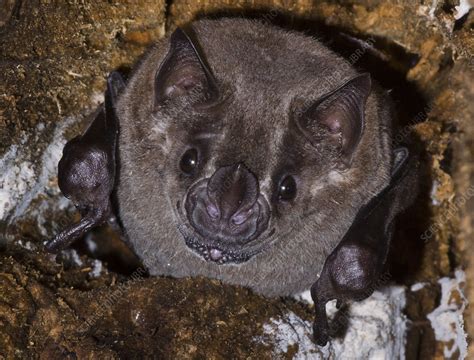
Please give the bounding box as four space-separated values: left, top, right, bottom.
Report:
296 73 371 168
154 27 219 106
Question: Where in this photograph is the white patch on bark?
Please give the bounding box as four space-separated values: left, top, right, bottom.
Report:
410 282 427 292
90 259 103 278
0 140 37 220
430 180 440 205
455 0 473 19
427 270 467 359
429 0 439 18
0 116 77 223
262 286 407 359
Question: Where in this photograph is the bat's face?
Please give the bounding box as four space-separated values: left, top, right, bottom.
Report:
118 27 372 266
165 94 341 265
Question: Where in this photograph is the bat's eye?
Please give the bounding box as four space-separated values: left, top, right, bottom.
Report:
278 175 297 201
180 148 198 174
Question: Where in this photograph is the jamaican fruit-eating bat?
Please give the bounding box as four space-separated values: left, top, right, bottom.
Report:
47 19 418 345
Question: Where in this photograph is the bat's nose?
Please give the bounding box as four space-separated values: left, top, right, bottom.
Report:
206 163 258 225
184 162 270 246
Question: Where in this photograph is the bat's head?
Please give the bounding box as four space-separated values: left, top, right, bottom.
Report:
117 19 392 294
118 21 380 276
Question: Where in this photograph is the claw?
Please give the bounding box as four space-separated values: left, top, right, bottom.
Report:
313 326 329 346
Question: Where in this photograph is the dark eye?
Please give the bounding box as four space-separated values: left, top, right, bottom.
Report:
278 175 297 201
180 149 198 174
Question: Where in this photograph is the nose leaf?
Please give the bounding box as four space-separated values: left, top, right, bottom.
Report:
207 163 258 222
184 162 271 248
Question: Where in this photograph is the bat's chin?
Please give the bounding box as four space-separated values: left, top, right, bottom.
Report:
176 207 273 265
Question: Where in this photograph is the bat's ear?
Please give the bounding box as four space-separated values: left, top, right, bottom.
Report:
154 27 219 106
296 73 371 169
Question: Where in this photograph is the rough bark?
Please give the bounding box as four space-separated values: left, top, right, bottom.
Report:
0 0 472 358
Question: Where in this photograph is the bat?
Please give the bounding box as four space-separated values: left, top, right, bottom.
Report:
47 19 418 345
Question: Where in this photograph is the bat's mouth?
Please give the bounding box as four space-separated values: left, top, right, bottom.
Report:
176 201 274 265
179 227 254 264
175 165 273 264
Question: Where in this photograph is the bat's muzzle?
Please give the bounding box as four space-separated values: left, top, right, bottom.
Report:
184 163 270 252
